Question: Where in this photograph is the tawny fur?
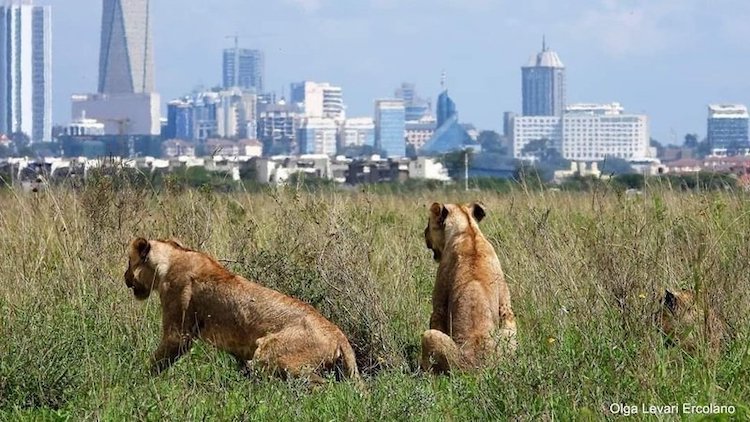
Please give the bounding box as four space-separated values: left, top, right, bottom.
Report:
421 202 517 374
123 238 359 382
659 288 728 356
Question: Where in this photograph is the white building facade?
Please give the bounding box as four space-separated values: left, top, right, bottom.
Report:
0 1 52 142
291 81 345 120
512 102 650 161
340 117 374 147
298 117 338 155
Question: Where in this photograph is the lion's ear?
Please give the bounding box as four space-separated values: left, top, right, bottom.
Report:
664 289 678 313
471 203 486 223
134 237 151 260
430 202 449 224
429 202 442 217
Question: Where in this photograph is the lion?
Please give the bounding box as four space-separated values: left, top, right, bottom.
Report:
658 288 728 355
421 202 517 374
123 237 359 382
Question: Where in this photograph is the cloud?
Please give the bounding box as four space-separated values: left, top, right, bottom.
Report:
563 0 698 57
283 0 323 13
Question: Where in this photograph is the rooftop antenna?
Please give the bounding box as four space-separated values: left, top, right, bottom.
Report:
542 34 547 52
440 70 446 91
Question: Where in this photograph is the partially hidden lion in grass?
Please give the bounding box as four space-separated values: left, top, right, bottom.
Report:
421 202 517 374
659 288 729 356
123 237 359 383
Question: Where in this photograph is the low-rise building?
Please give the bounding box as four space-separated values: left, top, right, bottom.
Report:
162 139 196 158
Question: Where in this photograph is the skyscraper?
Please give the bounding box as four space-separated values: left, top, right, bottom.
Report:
707 104 749 150
73 0 160 139
223 48 264 92
0 0 52 142
374 99 405 158
521 38 565 117
98 0 154 94
395 82 430 122
420 88 475 155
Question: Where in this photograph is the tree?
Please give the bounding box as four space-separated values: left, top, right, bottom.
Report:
696 138 712 157
684 133 699 149
477 130 506 155
521 138 568 168
10 132 30 155
438 149 473 179
405 144 417 159
600 156 635 175
650 138 664 158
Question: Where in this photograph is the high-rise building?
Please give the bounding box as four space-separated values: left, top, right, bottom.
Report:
298 117 337 155
707 104 749 150
257 99 300 154
223 48 264 92
164 88 257 141
374 99 405 158
290 81 345 120
98 0 154 94
340 117 375 148
522 39 565 117
0 0 52 142
512 102 650 161
73 0 160 138
420 88 477 155
395 82 430 122
165 99 193 140
435 90 457 127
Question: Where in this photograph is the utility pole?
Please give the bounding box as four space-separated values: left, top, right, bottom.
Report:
464 148 469 191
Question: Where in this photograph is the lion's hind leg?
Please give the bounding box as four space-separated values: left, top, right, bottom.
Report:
252 328 330 384
420 329 464 374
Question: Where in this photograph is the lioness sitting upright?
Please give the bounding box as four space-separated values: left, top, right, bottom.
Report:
421 202 517 374
123 238 359 382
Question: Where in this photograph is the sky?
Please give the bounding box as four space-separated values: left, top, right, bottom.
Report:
38 0 750 144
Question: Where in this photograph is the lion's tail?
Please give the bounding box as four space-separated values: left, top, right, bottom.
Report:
338 339 359 379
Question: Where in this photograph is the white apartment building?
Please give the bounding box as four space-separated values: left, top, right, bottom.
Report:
512 102 649 161
405 116 437 150
340 117 374 147
71 92 161 136
65 113 105 136
291 81 345 120
216 88 256 139
298 117 338 155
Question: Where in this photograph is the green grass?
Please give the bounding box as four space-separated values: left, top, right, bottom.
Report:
0 181 749 420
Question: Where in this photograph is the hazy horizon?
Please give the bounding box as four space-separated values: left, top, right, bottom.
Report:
39 0 750 144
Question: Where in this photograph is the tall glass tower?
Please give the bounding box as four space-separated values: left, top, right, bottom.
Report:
375 99 406 158
223 48 264 92
98 0 154 94
521 38 565 117
0 0 52 142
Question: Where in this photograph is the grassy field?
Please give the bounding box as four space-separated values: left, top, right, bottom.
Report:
1 179 749 420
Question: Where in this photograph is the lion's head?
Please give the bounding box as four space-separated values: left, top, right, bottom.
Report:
124 237 157 300
424 202 486 262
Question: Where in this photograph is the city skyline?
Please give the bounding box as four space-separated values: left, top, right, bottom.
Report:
33 0 750 144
